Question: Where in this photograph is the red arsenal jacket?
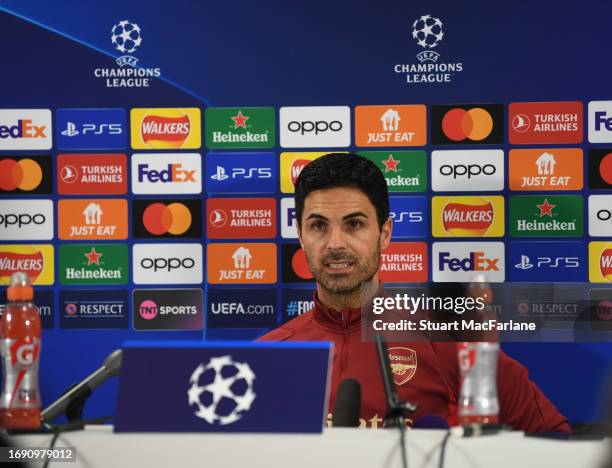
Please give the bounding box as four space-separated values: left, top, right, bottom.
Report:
259 293 570 432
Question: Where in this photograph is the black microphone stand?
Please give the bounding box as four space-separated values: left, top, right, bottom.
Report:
375 335 418 468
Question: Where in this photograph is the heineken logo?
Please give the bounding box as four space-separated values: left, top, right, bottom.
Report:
205 107 275 149
359 151 426 192
59 244 128 285
510 195 583 237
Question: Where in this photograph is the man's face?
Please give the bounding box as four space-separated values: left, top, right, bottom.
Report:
297 187 392 295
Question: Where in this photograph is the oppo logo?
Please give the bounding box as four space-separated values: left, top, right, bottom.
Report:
287 120 343 135
598 209 612 221
0 213 46 228
439 164 497 179
140 257 195 272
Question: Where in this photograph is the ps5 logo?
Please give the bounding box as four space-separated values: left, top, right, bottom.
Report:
515 254 579 270
61 121 123 137
390 211 423 223
210 166 272 180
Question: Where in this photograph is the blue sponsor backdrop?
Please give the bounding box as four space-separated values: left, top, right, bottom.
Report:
205 152 277 194
508 241 587 282
389 196 428 238
0 0 611 424
55 108 126 150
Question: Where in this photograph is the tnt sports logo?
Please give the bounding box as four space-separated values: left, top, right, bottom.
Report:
280 152 325 193
509 148 583 191
0 110 52 150
132 289 203 331
588 101 612 143
0 158 45 193
0 245 54 285
133 243 203 285
188 355 256 425
138 300 158 320
355 105 427 147
432 196 504 238
432 242 505 282
279 107 350 148
589 196 612 237
0 200 54 241
431 150 504 192
208 243 277 284
589 242 612 283
131 108 201 149
509 102 583 144
133 199 202 239
431 105 503 145
132 153 201 194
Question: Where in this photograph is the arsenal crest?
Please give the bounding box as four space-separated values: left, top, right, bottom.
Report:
388 347 417 385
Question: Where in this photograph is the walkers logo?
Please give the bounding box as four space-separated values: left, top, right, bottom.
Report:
380 242 428 283
509 241 586 282
394 14 464 85
208 243 277 284
431 150 504 192
205 107 275 149
57 154 127 195
0 200 53 241
588 101 612 143
0 110 52 150
389 196 427 238
355 105 427 147
432 196 504 238
509 148 583 191
279 106 350 148
207 198 276 239
388 347 417 385
0 245 54 285
206 152 276 194
133 289 203 331
132 153 201 195
132 199 202 239
133 243 203 285
509 195 583 237
59 244 128 285
280 152 326 193
0 290 54 329
431 105 503 145
359 151 427 192
589 242 612 283
588 149 612 189
281 198 298 239
509 102 583 144
58 199 128 240
94 20 161 88
207 289 277 329
589 195 612 237
282 289 315 323
0 156 52 194
59 289 128 329
130 108 201 149
432 242 505 282
282 244 314 283
55 108 126 150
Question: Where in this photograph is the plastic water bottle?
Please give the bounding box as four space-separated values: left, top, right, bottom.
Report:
457 342 499 425
0 272 41 429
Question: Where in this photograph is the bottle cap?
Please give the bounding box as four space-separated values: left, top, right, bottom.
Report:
7 272 33 301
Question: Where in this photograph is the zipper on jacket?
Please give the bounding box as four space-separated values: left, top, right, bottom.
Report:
339 311 349 380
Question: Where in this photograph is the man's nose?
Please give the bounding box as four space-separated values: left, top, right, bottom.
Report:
326 225 347 250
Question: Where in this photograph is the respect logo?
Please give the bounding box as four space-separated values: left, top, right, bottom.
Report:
355 105 427 147
432 196 504 238
130 108 201 149
0 157 52 194
0 244 54 285
589 242 612 283
509 148 583 191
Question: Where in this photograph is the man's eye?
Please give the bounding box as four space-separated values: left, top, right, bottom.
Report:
348 219 363 229
311 221 326 231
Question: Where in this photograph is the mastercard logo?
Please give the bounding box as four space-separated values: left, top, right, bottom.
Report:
142 202 193 236
441 108 494 142
291 247 313 280
441 196 494 236
600 153 612 185
0 159 42 191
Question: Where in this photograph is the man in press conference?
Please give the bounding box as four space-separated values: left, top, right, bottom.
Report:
259 152 569 432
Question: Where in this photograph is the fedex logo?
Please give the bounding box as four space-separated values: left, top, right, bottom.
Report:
131 154 201 195
0 110 52 150
594 112 612 131
281 198 298 239
589 102 612 143
433 242 505 282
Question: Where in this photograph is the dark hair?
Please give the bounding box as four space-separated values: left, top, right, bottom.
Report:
294 152 389 229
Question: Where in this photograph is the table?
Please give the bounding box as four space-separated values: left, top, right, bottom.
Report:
9 425 610 468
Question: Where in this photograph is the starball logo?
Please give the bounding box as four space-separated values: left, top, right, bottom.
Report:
93 20 161 87
394 15 464 84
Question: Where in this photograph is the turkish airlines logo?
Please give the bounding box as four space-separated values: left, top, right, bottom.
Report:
355 105 427 147
132 243 203 285
0 157 51 194
0 200 53 240
279 106 350 148
431 105 503 145
57 154 127 195
432 242 505 282
207 198 276 239
431 150 504 192
379 242 428 283
0 110 52 150
509 101 583 144
133 199 202 239
130 108 201 149
132 153 201 194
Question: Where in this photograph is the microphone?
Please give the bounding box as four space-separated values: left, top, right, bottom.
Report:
42 349 123 423
332 378 361 427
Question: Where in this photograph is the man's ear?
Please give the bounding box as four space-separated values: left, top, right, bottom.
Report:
380 217 392 250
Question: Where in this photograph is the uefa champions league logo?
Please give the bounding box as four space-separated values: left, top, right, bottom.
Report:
412 15 444 63
187 355 256 425
111 20 142 67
